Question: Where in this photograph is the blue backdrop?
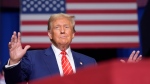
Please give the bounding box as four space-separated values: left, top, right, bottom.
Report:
0 7 145 71
0 12 19 71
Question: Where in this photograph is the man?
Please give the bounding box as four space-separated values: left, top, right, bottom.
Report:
3 13 142 84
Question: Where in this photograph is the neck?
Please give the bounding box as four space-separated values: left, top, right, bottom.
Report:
53 43 69 51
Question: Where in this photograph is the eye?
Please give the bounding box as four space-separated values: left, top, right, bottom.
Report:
55 26 59 29
65 26 69 28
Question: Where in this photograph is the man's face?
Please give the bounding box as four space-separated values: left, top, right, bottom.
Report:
48 17 74 47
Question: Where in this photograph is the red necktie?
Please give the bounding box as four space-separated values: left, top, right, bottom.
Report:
61 51 73 76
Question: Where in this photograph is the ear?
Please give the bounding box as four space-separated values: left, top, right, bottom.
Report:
72 32 75 39
48 31 52 39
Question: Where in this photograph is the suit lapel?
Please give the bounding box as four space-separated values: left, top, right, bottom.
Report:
42 47 60 75
42 47 84 75
72 51 84 69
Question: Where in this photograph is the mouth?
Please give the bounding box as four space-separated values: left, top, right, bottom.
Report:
60 36 67 39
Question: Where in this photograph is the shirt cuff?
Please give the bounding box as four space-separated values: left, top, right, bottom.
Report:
5 59 21 68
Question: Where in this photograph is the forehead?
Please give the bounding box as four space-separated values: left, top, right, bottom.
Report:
52 17 72 25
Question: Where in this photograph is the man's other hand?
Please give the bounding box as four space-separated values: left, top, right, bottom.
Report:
120 50 142 63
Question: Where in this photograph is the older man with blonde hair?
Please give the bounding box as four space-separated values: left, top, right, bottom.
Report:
4 13 97 84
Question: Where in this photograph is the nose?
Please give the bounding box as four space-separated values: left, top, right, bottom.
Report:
60 27 65 34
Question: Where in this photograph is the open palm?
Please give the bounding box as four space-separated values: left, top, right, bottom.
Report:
120 50 142 63
9 32 30 65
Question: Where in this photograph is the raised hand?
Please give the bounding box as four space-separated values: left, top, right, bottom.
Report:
120 50 142 63
9 31 30 65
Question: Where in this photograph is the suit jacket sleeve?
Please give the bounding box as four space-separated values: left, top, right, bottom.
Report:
3 52 32 84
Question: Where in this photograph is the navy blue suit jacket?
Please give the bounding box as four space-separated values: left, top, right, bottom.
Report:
4 46 96 84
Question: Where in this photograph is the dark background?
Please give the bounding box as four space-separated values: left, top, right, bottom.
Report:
0 0 149 71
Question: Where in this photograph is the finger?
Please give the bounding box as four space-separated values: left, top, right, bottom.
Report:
120 59 126 63
133 51 140 61
136 55 142 62
8 41 16 51
14 31 17 43
24 45 31 51
11 31 16 44
128 50 135 61
11 34 14 44
18 32 21 43
8 42 12 49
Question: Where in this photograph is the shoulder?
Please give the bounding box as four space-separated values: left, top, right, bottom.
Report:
26 49 45 55
72 51 94 59
71 50 96 64
23 49 47 60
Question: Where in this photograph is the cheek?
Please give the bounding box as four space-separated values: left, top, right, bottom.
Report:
66 29 73 34
52 31 61 40
52 30 59 36
69 31 74 37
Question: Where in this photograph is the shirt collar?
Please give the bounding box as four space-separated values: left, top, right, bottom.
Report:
51 44 71 57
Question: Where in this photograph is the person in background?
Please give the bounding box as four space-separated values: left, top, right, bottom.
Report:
0 71 6 84
3 13 142 84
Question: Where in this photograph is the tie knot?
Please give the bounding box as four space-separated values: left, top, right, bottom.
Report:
61 51 66 55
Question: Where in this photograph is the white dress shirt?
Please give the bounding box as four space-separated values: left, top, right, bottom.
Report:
51 44 76 76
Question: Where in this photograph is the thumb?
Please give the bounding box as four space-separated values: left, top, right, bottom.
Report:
24 45 31 51
120 59 126 63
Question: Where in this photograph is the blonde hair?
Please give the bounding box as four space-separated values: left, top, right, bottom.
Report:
48 13 76 32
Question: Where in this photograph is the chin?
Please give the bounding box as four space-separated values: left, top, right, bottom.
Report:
60 42 69 45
